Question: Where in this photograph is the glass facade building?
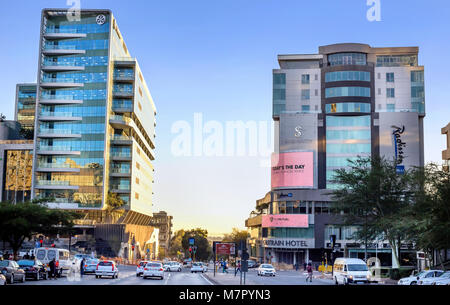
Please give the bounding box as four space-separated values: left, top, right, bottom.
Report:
15 84 37 132
30 9 156 222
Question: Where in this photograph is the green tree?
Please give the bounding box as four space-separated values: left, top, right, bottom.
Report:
329 156 416 267
222 228 249 246
181 228 212 261
105 192 126 223
169 229 185 257
0 200 81 260
405 164 450 268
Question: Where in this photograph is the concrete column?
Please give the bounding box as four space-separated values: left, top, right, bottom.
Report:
294 252 297 265
306 249 310 263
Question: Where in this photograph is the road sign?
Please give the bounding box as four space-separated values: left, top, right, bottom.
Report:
189 238 195 245
216 243 236 255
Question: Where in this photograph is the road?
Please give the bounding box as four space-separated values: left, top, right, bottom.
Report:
15 265 214 286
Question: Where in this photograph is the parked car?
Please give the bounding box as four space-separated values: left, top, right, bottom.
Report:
34 248 72 277
435 277 450 285
164 261 182 272
333 258 370 285
95 261 119 279
136 261 149 277
83 258 100 274
418 271 450 285
257 264 276 277
191 262 205 273
398 270 444 285
0 260 26 284
0 274 6 285
143 262 164 280
17 259 48 281
247 260 258 268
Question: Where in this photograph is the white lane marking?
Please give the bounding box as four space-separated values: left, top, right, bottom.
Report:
163 273 171 285
200 273 214 285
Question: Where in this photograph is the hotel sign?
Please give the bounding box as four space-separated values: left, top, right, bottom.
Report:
391 125 406 174
262 238 314 249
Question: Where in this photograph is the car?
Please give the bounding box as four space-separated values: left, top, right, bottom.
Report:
17 259 48 280
34 248 72 277
164 261 182 272
247 260 258 268
434 277 450 285
398 270 444 285
95 261 119 279
191 262 205 273
74 254 94 261
143 262 164 280
201 262 208 272
136 261 149 276
257 264 276 277
418 270 450 285
333 258 370 285
0 260 26 284
83 258 99 274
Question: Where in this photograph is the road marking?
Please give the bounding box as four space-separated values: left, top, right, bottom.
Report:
200 273 214 285
163 273 171 285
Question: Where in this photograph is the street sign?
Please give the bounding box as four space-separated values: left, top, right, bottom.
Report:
216 243 236 255
189 238 195 245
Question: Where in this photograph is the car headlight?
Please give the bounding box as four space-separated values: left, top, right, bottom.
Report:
348 275 353 280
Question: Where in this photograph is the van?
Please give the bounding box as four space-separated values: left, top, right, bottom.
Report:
333 258 370 285
34 248 74 277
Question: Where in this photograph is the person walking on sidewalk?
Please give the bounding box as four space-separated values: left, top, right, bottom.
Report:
306 262 313 282
235 261 241 276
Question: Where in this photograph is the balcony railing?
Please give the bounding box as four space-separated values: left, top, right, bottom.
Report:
42 78 77 83
44 45 78 50
110 152 131 158
110 115 131 124
111 135 132 141
38 163 73 169
40 112 74 117
110 168 131 174
110 184 131 191
114 72 134 79
46 28 80 34
42 61 84 67
37 180 71 186
39 146 72 152
40 95 76 100
39 129 76 135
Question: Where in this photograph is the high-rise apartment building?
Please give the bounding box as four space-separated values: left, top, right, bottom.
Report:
15 84 37 134
246 43 425 267
30 9 157 224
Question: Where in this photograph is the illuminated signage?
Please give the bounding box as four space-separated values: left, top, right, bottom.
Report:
262 214 309 228
262 238 314 249
271 152 314 188
391 125 406 174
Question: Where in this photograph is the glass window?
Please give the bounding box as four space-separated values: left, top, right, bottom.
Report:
301 89 310 100
387 104 395 112
386 73 395 82
301 74 310 84
302 105 310 112
325 87 370 98
328 53 367 66
376 55 418 67
325 71 370 82
386 88 395 98
325 103 371 113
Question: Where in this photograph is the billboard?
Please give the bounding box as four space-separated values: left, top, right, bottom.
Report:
215 243 236 255
271 152 314 189
262 214 309 228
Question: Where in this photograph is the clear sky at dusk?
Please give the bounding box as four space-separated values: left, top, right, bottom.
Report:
0 0 449 235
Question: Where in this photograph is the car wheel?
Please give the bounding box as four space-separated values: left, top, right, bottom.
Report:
10 274 14 284
410 281 417 285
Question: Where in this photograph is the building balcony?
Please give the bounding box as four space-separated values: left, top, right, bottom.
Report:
42 45 86 56
39 96 84 105
109 115 132 129
37 129 82 139
112 90 134 98
111 134 133 146
39 112 82 122
110 168 131 177
110 152 132 161
37 146 81 156
112 101 133 113
35 180 79 190
44 28 87 40
245 215 263 228
36 163 80 173
41 78 84 89
113 72 135 83
109 184 131 193
41 63 85 72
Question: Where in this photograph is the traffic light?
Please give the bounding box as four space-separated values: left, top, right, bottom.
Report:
189 247 192 253
132 245 135 252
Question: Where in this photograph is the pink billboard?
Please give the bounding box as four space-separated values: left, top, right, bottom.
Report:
271 152 314 189
262 214 309 228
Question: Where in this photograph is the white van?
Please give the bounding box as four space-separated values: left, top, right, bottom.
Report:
333 258 370 285
34 248 75 277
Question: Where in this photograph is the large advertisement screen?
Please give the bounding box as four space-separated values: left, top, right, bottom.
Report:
271 152 314 189
262 214 309 228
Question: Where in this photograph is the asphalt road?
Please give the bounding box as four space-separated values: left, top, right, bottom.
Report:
15 265 214 286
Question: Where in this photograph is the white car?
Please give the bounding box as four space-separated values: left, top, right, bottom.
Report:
136 261 149 277
435 277 450 285
418 271 450 285
398 270 444 285
201 262 208 272
191 262 205 273
333 258 370 285
257 264 276 277
143 262 164 280
164 261 182 272
95 261 119 279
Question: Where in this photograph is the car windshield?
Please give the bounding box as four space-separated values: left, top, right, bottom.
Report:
261 264 273 269
0 261 9 267
415 271 427 277
17 260 35 266
347 264 368 271
99 262 113 266
147 263 161 268
47 250 56 260
87 259 98 264
36 249 46 260
193 263 201 266
440 272 450 279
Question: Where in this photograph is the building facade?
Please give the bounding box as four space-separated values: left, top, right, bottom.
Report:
15 84 37 134
149 211 174 256
30 9 157 224
246 43 425 267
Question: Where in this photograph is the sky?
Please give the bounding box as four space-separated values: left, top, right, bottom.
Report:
0 0 449 236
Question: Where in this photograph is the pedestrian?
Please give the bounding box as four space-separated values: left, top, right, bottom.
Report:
295 263 299 271
80 258 85 278
303 262 307 271
306 263 313 283
49 258 57 280
235 261 241 276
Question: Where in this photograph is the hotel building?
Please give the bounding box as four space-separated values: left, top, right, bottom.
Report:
246 43 425 267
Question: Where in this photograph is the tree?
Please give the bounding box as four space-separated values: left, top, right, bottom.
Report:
329 156 416 267
405 164 450 268
222 228 249 246
169 229 185 257
105 192 126 223
181 228 212 261
0 199 81 260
